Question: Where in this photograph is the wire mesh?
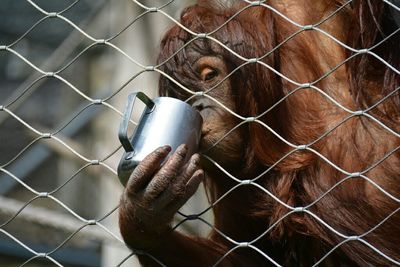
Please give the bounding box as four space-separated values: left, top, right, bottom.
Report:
0 0 399 266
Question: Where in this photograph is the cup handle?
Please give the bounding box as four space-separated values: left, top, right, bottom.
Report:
118 92 155 152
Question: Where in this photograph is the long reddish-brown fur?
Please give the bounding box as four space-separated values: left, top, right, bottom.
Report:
120 0 400 266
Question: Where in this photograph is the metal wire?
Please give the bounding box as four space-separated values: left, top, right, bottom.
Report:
0 0 399 266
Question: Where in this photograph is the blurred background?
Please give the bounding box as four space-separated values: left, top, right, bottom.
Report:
0 0 212 266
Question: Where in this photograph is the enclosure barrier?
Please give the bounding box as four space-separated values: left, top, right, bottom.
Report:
0 0 399 266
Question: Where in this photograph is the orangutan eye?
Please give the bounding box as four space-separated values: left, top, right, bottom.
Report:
201 67 218 81
193 103 205 111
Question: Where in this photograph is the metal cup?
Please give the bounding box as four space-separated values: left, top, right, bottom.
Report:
117 92 203 186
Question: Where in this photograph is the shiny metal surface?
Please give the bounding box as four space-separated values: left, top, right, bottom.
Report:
118 93 203 186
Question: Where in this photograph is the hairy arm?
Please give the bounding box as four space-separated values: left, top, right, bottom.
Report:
124 230 236 266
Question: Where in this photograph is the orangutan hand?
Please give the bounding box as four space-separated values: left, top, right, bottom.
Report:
119 144 204 249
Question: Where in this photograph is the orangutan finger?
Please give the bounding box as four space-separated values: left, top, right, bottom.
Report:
125 145 171 196
144 144 188 201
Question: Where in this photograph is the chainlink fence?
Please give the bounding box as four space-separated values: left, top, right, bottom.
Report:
0 0 399 266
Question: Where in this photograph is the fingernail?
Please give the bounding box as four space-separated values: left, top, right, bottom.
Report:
190 154 200 165
163 145 172 151
195 169 205 180
199 170 205 179
158 145 171 153
176 144 188 155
